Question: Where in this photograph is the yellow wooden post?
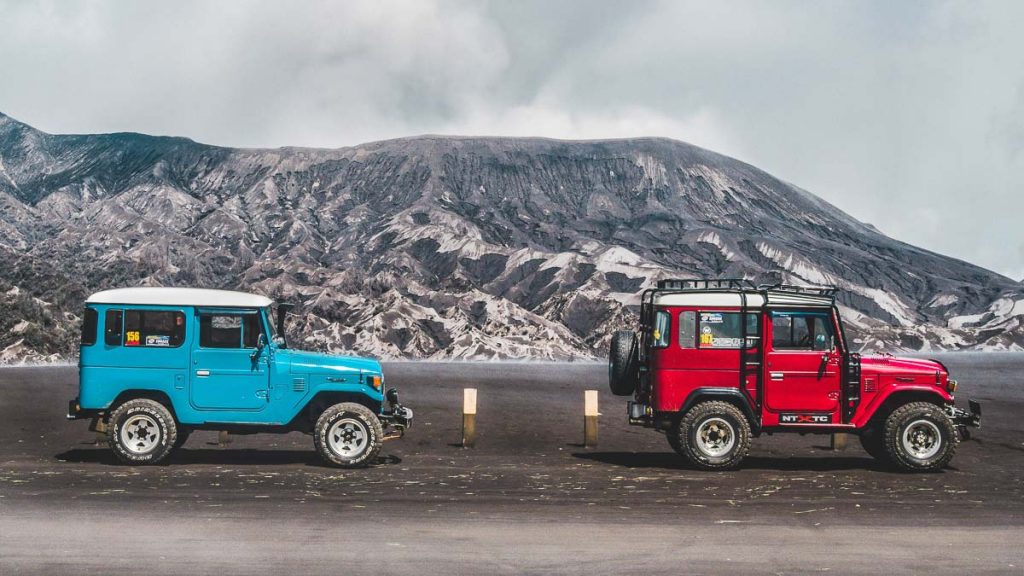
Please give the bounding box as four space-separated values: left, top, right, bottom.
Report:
93 419 108 445
584 390 599 447
462 388 477 448
831 433 848 450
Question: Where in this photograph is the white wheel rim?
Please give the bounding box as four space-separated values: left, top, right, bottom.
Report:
902 419 942 460
695 417 736 458
120 414 161 454
328 418 369 459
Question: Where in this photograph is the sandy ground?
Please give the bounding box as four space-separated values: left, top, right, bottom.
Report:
1 354 1022 575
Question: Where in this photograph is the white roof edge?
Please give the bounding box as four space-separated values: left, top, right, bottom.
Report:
86 287 274 308
655 291 833 308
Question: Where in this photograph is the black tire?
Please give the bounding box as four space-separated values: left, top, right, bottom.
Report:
173 428 192 450
672 401 751 470
314 402 383 468
666 429 684 456
858 426 889 462
883 402 958 472
107 399 177 465
608 330 639 396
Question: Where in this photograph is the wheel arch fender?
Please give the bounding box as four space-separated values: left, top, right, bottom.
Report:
679 388 760 433
109 389 178 421
292 391 382 429
856 387 950 429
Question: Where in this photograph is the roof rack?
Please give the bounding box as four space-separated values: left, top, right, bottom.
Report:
756 283 838 297
656 278 757 291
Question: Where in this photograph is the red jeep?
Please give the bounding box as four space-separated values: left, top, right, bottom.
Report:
608 279 981 472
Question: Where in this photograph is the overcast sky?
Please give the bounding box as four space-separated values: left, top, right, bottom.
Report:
2 1 1022 280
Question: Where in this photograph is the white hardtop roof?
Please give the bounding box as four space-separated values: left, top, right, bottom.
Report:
655 290 834 308
86 287 274 308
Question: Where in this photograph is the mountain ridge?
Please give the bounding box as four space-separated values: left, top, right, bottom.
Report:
0 111 1020 362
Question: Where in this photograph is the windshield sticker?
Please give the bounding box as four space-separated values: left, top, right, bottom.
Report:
701 313 723 324
145 335 170 347
125 331 140 346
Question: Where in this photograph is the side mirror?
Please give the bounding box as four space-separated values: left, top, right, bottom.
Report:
250 333 267 362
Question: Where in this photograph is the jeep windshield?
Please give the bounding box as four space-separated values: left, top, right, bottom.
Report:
271 302 294 348
267 305 282 347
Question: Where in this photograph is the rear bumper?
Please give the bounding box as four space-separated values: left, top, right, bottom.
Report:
67 398 84 420
67 398 104 422
949 399 981 440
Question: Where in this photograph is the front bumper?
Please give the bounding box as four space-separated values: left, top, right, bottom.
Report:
949 399 982 440
383 405 414 429
380 387 413 438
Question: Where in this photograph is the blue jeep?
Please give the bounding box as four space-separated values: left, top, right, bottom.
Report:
67 287 412 467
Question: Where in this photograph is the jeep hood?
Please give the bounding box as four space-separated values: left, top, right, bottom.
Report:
285 349 383 376
860 355 946 376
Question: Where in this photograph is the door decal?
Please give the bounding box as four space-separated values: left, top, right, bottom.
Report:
780 413 832 424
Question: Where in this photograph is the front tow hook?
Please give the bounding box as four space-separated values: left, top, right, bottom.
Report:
949 400 982 440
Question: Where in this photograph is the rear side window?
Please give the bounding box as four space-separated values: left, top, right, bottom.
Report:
678 311 696 348
698 312 759 349
123 310 186 348
104 310 123 346
200 313 263 349
651 310 670 348
772 312 834 350
80 308 98 346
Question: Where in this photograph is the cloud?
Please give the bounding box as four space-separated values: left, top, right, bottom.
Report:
0 0 1021 278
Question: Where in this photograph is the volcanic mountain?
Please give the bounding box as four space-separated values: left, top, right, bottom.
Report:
0 111 1020 362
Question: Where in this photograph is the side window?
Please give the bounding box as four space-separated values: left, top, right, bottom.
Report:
104 309 123 346
123 310 185 348
81 308 98 346
652 310 670 348
243 314 263 348
697 312 759 349
678 311 696 348
772 312 834 350
200 313 263 349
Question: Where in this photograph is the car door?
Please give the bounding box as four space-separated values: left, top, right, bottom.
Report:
190 310 270 411
763 310 841 419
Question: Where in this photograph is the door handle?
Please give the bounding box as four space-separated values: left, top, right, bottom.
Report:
770 372 784 381
196 370 210 377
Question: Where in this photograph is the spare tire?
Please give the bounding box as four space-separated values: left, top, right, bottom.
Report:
608 330 640 396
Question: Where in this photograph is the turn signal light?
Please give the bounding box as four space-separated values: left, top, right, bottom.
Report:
367 375 382 390
947 379 958 393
